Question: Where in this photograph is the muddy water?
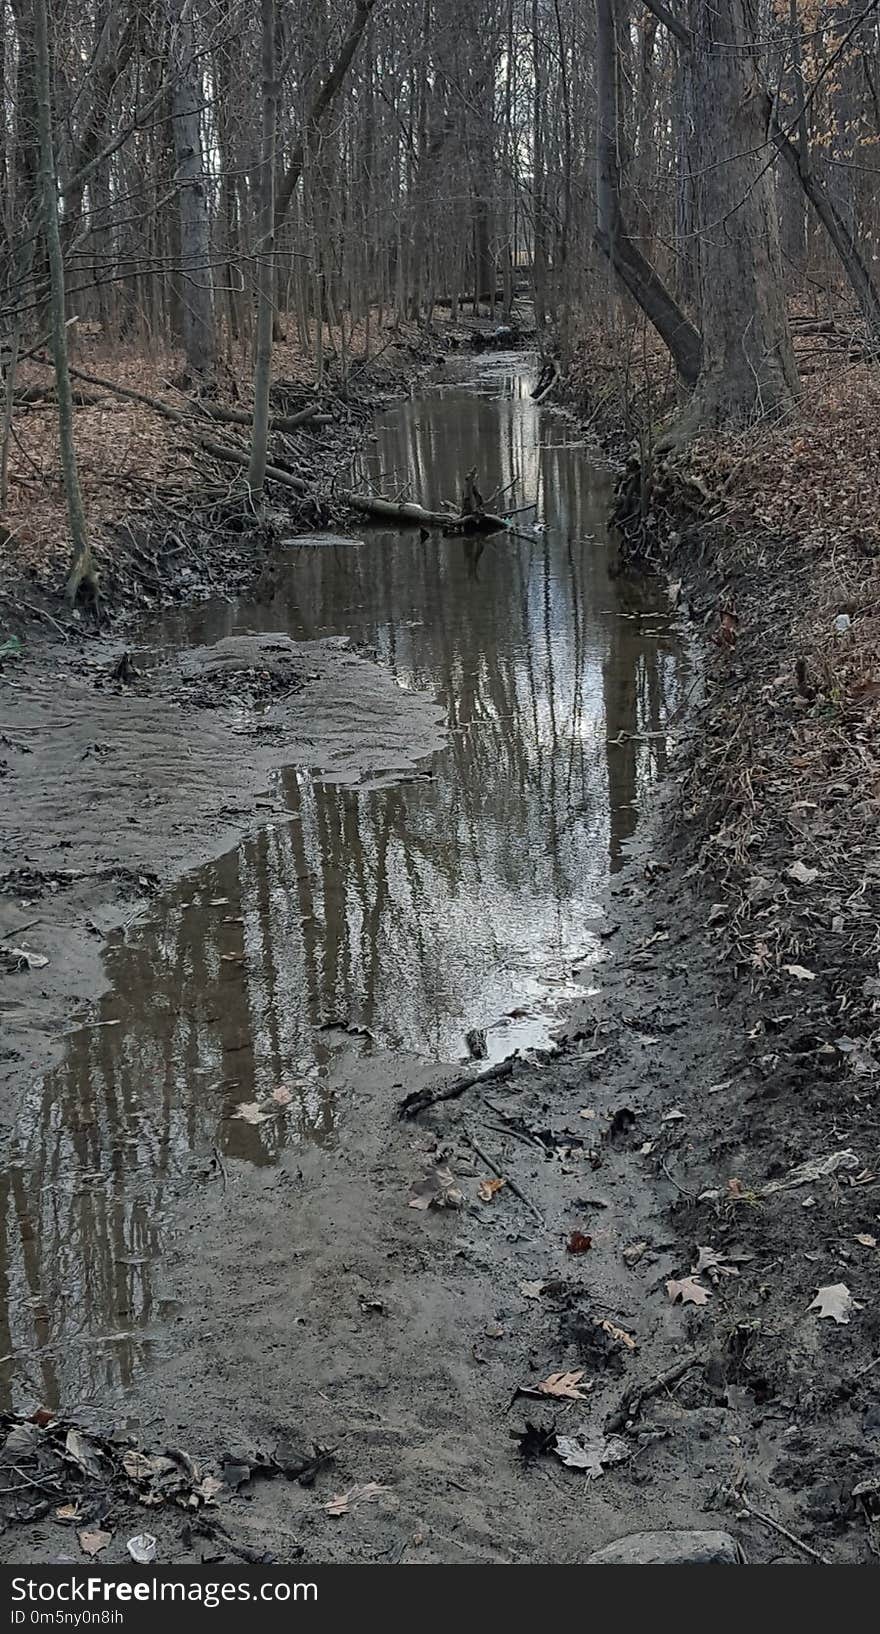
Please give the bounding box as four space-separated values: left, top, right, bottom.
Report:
0 356 688 1411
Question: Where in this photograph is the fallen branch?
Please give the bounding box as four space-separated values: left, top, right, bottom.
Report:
398 1054 517 1119
738 1502 831 1566
31 355 327 436
346 491 510 533
464 1131 544 1225
604 1354 701 1434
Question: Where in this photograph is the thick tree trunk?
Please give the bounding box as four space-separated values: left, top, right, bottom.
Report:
32 0 95 603
595 0 701 386
645 0 880 344
167 0 216 376
681 0 798 429
248 0 278 494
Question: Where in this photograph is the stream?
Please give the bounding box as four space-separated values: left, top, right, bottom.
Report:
0 354 689 1413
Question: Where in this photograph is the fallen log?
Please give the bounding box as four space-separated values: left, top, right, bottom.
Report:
31 355 326 436
346 492 510 533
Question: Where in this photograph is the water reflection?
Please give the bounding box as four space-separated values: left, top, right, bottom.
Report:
0 357 688 1407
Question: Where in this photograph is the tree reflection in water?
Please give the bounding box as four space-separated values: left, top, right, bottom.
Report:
0 359 688 1408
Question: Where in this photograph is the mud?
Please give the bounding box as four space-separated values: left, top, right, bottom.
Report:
0 354 875 1566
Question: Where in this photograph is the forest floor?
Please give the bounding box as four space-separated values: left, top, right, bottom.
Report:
0 331 879 1565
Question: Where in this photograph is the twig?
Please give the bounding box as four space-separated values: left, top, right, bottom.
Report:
212 1144 228 1193
739 1502 831 1566
604 1354 701 1433
398 1054 517 1118
464 1130 544 1226
659 1156 695 1201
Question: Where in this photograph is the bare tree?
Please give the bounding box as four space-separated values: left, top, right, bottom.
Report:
248 0 277 492
32 0 96 601
167 0 216 375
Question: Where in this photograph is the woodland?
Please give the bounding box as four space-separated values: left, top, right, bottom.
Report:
1 0 878 589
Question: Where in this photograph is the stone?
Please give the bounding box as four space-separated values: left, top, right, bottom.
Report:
586 1529 745 1565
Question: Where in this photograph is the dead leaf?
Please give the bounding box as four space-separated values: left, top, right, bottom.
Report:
231 1100 276 1126
666 1276 711 1306
123 1450 177 1482
786 861 819 886
693 1245 739 1279
808 1283 854 1323
519 1280 546 1299
408 1167 463 1211
855 1234 877 1249
783 964 816 982
554 1428 629 1476
566 1230 592 1255
0 944 49 971
578 1108 596 1120
55 1503 79 1521
662 1108 686 1123
599 1319 636 1350
477 1177 506 1202
534 1369 589 1400
64 1428 105 1479
79 1529 112 1558
271 1084 294 1105
622 1240 648 1266
763 1150 858 1195
324 1481 390 1517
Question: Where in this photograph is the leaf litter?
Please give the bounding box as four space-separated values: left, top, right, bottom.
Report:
0 1409 331 1535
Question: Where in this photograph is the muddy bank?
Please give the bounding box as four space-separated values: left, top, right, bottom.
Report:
3 789 859 1567
0 631 445 1122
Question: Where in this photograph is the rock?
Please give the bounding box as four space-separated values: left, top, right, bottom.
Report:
586 1529 746 1565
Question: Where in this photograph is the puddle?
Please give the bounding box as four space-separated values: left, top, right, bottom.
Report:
0 355 689 1408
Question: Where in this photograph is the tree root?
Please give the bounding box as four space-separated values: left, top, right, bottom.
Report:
64 541 100 610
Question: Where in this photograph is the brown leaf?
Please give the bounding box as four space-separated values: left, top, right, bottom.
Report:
666 1276 711 1306
324 1481 390 1517
477 1177 506 1202
599 1319 636 1350
79 1529 112 1558
535 1369 589 1400
566 1230 592 1255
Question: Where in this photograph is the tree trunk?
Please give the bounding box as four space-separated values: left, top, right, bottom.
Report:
274 0 375 231
595 0 701 386
32 0 96 603
679 0 798 429
248 0 278 494
167 0 216 375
